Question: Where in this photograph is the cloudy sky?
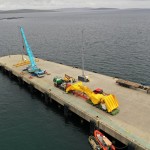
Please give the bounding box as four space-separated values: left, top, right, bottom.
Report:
0 0 150 10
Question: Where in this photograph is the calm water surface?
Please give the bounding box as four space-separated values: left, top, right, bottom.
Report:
0 9 150 150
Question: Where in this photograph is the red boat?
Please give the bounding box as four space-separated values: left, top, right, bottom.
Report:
94 130 115 150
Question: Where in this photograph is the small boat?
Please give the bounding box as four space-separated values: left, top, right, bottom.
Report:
94 130 115 150
88 136 101 150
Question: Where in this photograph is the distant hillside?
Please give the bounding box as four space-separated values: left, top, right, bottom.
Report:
0 17 24 20
0 8 121 14
55 7 119 12
0 9 58 14
1 8 150 14
92 8 118 10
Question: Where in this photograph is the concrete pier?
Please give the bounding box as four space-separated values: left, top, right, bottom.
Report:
0 55 150 150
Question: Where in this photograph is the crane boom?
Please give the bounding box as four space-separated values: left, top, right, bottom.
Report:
20 27 37 69
20 27 45 77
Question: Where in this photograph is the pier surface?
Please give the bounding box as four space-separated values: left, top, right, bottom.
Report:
0 55 150 150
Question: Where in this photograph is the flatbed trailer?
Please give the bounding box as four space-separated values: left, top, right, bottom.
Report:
116 79 150 94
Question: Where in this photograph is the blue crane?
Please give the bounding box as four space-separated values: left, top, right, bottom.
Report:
20 27 45 77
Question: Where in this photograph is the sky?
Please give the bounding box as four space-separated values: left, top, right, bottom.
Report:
0 0 150 10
